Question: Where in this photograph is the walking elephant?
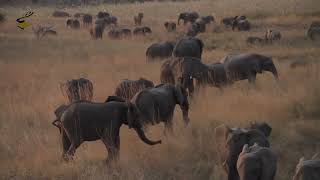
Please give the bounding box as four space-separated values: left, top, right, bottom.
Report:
131 83 190 132
237 143 278 180
223 53 278 84
293 154 320 180
178 11 199 25
60 78 93 103
214 124 270 180
160 57 215 96
114 78 154 101
52 101 161 163
146 41 175 62
173 37 204 59
208 62 229 88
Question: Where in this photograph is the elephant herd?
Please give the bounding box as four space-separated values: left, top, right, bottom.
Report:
50 10 320 180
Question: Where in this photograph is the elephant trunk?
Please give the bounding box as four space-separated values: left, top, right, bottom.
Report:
134 127 161 145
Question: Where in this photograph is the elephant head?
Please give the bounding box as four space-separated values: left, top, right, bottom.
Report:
174 83 190 125
248 122 272 137
261 58 278 79
214 124 270 180
52 104 69 133
137 78 155 89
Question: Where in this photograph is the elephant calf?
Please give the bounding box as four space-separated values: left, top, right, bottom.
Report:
146 41 175 62
214 124 270 180
53 101 161 163
131 84 190 132
60 78 93 103
237 143 277 180
114 78 154 101
293 155 320 180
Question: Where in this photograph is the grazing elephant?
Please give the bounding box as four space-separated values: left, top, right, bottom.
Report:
223 53 278 84
52 100 161 162
293 154 320 180
164 21 177 32
114 78 154 101
247 122 272 137
208 62 229 88
131 83 190 132
265 29 281 42
214 124 270 180
160 57 215 96
90 24 105 39
133 26 152 36
178 11 199 25
97 11 110 19
146 41 175 62
237 143 277 180
52 10 70 17
173 36 204 59
246 36 264 45
83 14 92 27
60 78 93 103
134 13 144 26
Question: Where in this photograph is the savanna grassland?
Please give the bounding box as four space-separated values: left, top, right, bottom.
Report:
1 0 320 179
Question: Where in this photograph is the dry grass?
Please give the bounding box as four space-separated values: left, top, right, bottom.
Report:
0 0 320 179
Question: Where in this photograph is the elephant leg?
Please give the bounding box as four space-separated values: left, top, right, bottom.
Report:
248 73 256 84
61 130 71 157
102 131 120 164
228 166 239 180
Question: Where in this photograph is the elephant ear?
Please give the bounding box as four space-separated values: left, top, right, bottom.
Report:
127 102 138 129
54 104 68 118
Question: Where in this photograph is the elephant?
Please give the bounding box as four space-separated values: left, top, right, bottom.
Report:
146 41 176 62
60 78 93 103
223 53 278 84
237 143 277 180
66 19 73 28
265 29 281 42
293 154 320 180
172 36 204 59
160 57 215 96
52 100 161 163
114 78 155 101
52 10 70 17
221 17 235 27
232 16 250 31
71 19 80 29
307 26 320 40
195 18 207 32
178 11 199 25
90 24 105 39
186 23 200 37
82 14 92 27
247 122 272 138
200 15 215 24
130 83 190 132
246 36 264 45
133 26 152 36
208 62 229 88
97 11 110 19
214 124 270 180
164 21 177 32
134 13 144 26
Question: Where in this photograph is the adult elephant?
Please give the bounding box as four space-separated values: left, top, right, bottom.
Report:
237 143 278 180
173 37 204 59
131 83 190 132
60 78 93 103
146 41 175 62
82 14 92 27
208 62 229 88
178 11 199 25
114 78 154 101
52 100 161 163
293 155 320 180
214 124 270 180
223 53 278 84
160 57 214 96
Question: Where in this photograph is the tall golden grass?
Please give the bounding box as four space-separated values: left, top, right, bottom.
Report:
0 0 320 179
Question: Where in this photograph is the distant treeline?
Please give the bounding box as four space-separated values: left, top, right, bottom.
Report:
0 0 192 6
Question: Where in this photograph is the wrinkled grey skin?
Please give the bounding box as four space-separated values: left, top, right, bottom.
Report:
134 13 144 26
114 78 155 101
131 84 190 132
146 41 175 62
173 37 204 59
52 10 70 17
133 26 152 36
237 143 278 180
224 53 278 84
164 21 177 32
82 14 92 27
208 62 229 88
247 122 272 138
160 57 214 96
60 78 93 103
293 156 320 180
178 12 199 25
214 124 270 180
53 101 161 163
246 36 264 45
